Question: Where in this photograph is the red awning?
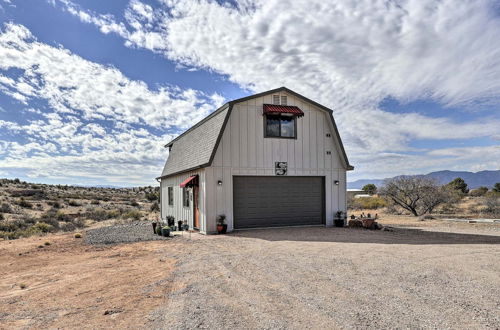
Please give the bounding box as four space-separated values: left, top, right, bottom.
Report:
263 104 304 117
180 175 198 188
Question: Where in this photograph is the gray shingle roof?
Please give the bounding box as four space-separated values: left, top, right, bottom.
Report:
160 106 229 177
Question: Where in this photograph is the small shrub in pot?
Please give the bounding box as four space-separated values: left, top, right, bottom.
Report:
216 215 227 234
161 226 171 237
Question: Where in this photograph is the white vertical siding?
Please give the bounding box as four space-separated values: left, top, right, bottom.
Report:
160 168 206 232
207 91 348 231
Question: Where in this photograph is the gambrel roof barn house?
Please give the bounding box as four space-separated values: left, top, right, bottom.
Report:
157 87 353 234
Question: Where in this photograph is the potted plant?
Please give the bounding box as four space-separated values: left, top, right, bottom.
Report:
334 211 345 227
167 215 175 227
155 224 162 236
161 226 171 237
216 215 227 234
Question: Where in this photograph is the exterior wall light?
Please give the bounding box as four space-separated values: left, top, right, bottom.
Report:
217 180 223 186
334 180 340 185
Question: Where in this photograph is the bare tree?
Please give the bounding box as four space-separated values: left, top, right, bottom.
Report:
379 176 449 216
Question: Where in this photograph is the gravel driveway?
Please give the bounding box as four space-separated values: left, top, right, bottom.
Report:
157 226 500 329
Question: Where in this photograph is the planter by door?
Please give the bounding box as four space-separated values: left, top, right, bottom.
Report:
217 224 227 234
334 219 345 227
161 227 170 237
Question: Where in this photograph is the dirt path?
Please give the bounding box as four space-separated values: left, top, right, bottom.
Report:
159 226 500 329
0 233 179 329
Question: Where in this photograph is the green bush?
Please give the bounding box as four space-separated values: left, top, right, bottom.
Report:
0 230 21 240
61 222 76 232
470 187 489 197
349 197 387 210
145 191 159 202
18 198 33 209
48 201 62 209
122 210 142 221
150 202 159 212
129 200 140 208
68 200 81 207
0 203 13 213
31 222 54 233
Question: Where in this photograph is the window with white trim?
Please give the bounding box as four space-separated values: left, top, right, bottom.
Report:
168 187 174 206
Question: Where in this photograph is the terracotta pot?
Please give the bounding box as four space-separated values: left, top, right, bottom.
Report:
217 224 227 234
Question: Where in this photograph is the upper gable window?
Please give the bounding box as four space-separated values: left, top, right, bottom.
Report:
273 95 280 105
272 95 288 105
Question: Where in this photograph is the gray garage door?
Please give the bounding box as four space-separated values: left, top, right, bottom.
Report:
233 176 324 229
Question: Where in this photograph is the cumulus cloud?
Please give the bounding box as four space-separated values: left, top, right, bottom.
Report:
56 0 500 179
0 22 223 129
0 22 225 185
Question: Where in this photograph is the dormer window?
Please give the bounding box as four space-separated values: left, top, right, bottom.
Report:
263 104 304 139
281 96 287 105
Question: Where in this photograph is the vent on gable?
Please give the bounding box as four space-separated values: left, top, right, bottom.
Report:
281 95 287 105
326 133 331 137
273 95 280 105
326 151 331 155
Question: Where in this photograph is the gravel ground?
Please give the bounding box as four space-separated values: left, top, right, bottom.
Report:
156 226 500 329
85 222 170 245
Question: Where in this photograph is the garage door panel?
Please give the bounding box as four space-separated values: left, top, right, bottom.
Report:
233 176 324 229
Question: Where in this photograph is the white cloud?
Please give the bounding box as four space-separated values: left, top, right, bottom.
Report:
56 0 500 176
0 22 226 185
0 22 223 130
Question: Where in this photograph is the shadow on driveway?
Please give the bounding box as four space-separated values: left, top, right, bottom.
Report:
229 226 500 245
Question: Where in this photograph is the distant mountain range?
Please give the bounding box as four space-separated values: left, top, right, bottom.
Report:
348 170 500 189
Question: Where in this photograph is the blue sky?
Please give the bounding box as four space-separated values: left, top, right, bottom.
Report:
0 0 499 186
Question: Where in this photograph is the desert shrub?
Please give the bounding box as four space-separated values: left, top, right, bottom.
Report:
17 198 33 209
0 203 13 213
39 217 60 230
61 222 76 232
470 187 489 197
48 201 62 209
0 221 18 232
349 197 387 210
84 209 109 221
129 200 140 208
122 210 142 221
31 222 54 233
145 191 159 202
74 233 82 238
483 195 500 216
68 200 81 207
90 199 100 205
8 189 45 198
84 209 119 221
0 230 21 240
150 202 159 212
0 213 4 221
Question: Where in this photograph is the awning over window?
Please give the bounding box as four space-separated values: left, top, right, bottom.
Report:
263 104 304 117
180 175 198 188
